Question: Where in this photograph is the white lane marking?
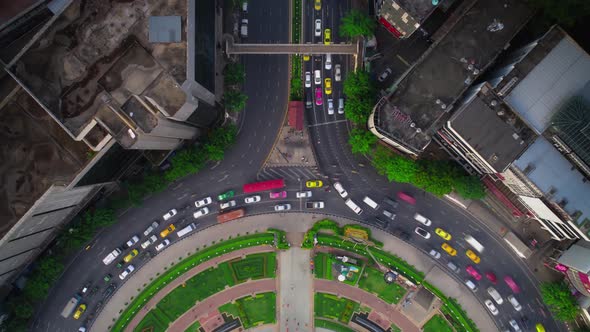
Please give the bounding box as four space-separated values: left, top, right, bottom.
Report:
217 174 229 182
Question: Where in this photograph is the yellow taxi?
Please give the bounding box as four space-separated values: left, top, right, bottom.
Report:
160 224 176 238
123 249 139 263
466 249 481 264
314 0 321 11
324 29 331 45
303 54 310 61
535 324 545 332
306 180 323 188
441 243 457 256
324 78 332 95
435 227 451 240
73 303 86 320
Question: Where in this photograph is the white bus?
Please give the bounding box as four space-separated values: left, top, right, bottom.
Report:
465 235 485 253
177 223 197 238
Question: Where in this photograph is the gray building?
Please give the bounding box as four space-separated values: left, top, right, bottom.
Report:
0 0 218 294
369 0 532 156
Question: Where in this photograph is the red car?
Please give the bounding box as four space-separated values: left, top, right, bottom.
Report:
485 271 498 284
504 276 521 293
315 87 323 106
397 192 416 205
466 265 482 281
269 191 287 199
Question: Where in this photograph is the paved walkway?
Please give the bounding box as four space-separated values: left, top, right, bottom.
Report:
168 279 276 331
315 279 420 332
278 247 312 332
92 213 496 332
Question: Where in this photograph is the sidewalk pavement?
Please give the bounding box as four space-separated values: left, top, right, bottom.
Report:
315 279 420 332
92 212 496 332
168 279 276 331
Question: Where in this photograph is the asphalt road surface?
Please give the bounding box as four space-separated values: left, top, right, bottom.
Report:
33 1 559 332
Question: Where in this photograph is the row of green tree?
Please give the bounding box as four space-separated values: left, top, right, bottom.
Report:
2 124 238 331
223 62 248 112
541 281 580 322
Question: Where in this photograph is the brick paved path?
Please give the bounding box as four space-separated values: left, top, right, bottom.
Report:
315 279 421 332
168 279 276 332
124 246 274 332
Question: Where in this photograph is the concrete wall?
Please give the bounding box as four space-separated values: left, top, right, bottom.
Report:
150 115 199 140
130 134 181 150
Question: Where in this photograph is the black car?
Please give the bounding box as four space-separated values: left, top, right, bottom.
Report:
372 217 389 229
383 197 399 209
103 283 117 297
87 286 99 298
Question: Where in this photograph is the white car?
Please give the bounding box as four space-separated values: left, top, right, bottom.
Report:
194 197 212 208
125 235 140 248
327 99 334 115
143 221 159 236
335 64 341 81
305 71 311 88
413 213 432 226
325 54 332 70
484 299 499 316
193 207 210 219
244 195 261 204
220 200 236 210
163 209 177 221
487 287 504 305
414 227 431 239
274 204 291 212
155 239 171 252
509 319 521 332
333 182 348 198
119 265 135 280
429 249 441 259
507 295 522 312
141 235 158 249
378 68 392 82
296 191 312 198
314 70 321 85
314 19 321 37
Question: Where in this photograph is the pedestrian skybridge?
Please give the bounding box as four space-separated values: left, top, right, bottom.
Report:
225 36 359 55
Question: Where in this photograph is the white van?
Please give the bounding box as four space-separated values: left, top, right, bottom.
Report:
240 19 248 38
363 196 380 210
345 199 363 215
325 54 332 70
102 248 122 265
487 287 504 305
507 295 522 311
413 213 432 226
465 235 485 253
177 223 197 238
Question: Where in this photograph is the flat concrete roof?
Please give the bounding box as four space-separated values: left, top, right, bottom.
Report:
376 0 531 152
149 16 182 43
447 85 536 171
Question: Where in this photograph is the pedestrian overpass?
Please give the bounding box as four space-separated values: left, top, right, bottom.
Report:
225 36 360 55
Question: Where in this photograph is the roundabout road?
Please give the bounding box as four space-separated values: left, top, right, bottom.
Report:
33 1 559 332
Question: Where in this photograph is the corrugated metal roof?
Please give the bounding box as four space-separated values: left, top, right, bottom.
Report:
149 16 182 43
514 137 590 227
506 37 590 133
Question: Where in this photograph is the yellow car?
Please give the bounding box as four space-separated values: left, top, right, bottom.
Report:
160 224 176 238
314 0 321 10
466 249 481 264
324 78 332 95
123 249 139 263
303 54 310 61
324 29 331 45
73 304 86 320
306 180 323 188
441 243 457 256
435 228 451 240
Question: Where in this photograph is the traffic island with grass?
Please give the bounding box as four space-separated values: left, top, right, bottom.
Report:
219 292 277 329
423 314 454 332
358 267 407 304
314 292 361 324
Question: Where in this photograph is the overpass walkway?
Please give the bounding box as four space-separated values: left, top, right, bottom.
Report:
225 36 360 55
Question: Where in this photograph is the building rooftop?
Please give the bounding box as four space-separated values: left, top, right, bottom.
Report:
504 28 590 133
447 84 536 172
149 16 182 43
396 0 441 23
376 0 442 38
375 0 531 153
6 0 188 139
0 87 89 238
513 137 590 228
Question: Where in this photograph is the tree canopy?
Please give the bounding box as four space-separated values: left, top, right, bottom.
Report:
348 128 377 154
204 124 238 161
339 10 376 38
527 0 590 26
343 70 375 125
540 281 579 321
371 146 417 183
223 89 248 113
223 62 246 86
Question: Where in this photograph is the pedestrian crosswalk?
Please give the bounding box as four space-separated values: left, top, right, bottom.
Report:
257 166 325 185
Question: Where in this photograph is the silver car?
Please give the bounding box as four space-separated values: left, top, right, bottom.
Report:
335 64 341 81
193 207 210 219
484 299 499 316
305 71 311 88
328 99 334 115
194 197 212 208
143 221 159 236
244 195 261 204
315 19 322 37
414 227 431 239
274 204 291 211
220 200 236 210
